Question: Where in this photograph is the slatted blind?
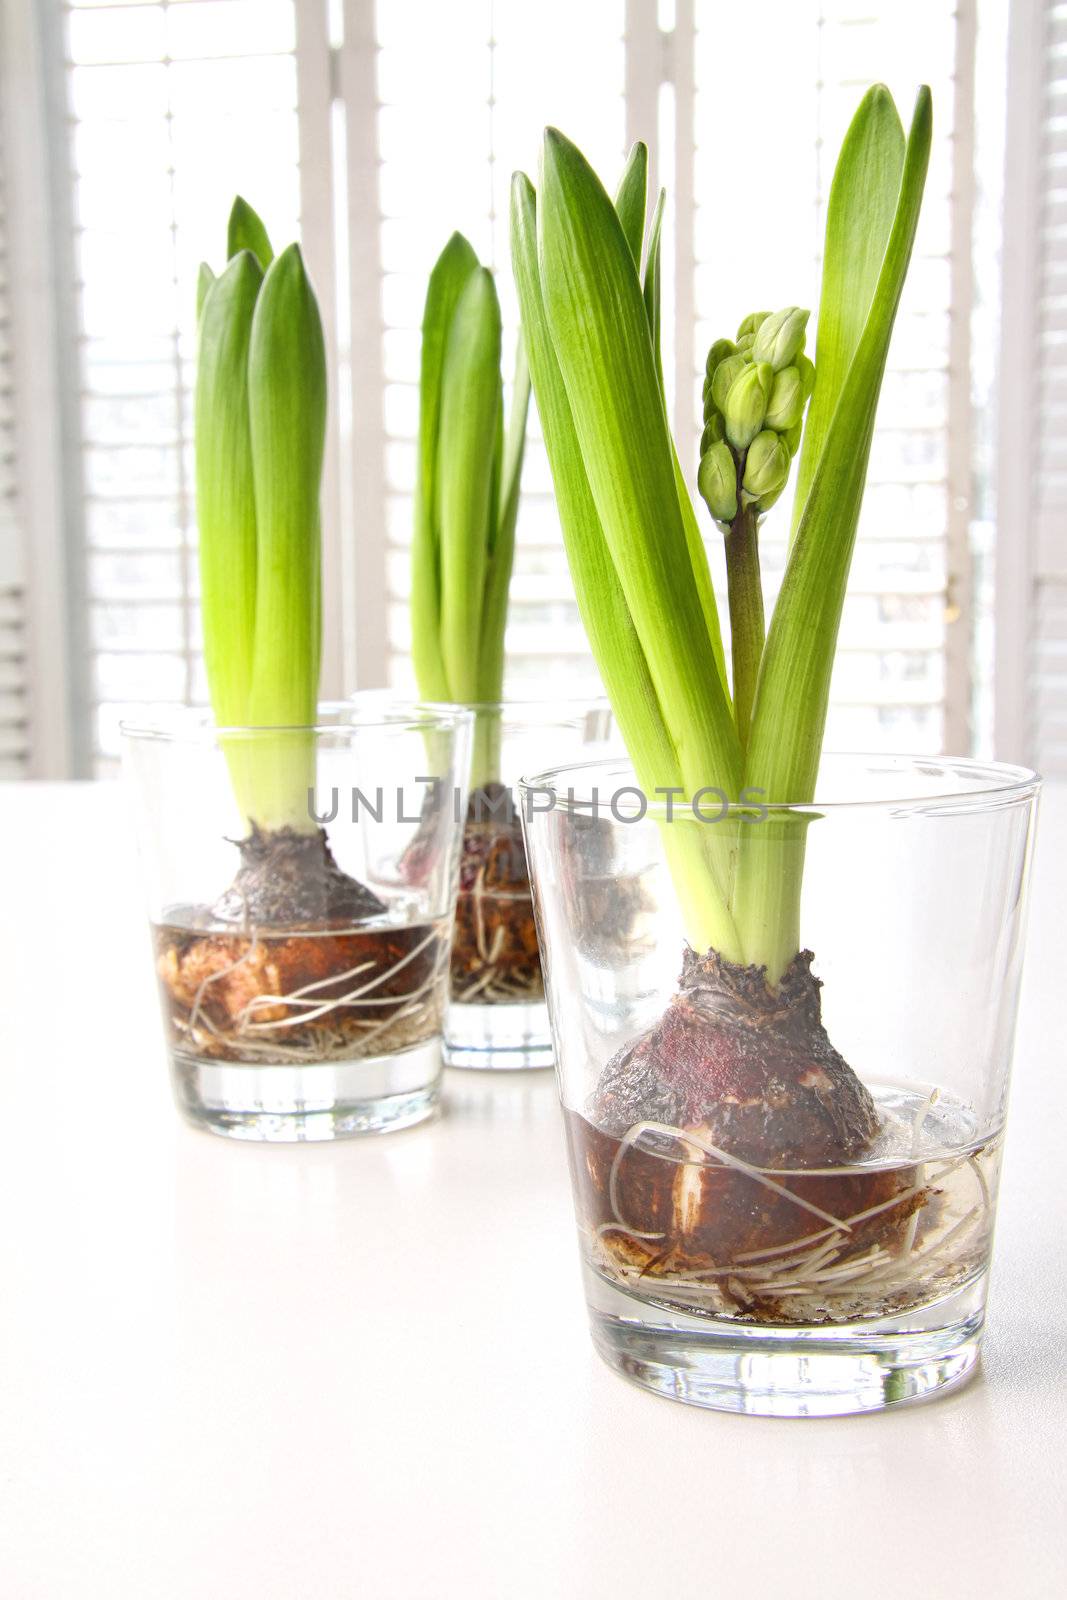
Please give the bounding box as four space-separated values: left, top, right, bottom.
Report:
0 107 30 777
377 0 626 698
50 0 983 765
1032 0 1067 770
688 0 963 756
63 0 303 768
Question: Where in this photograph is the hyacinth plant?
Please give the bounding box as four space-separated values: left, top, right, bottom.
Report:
513 86 935 1279
194 198 383 927
512 86 932 992
408 234 543 1010
412 233 531 790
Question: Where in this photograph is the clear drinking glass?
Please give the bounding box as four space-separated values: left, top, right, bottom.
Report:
520 754 1040 1416
123 703 472 1141
443 700 614 1071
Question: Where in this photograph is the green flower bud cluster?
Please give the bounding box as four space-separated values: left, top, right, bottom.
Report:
698 307 815 526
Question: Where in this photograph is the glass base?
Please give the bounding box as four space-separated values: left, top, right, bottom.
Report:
171 1038 441 1142
585 1264 985 1417
442 997 554 1071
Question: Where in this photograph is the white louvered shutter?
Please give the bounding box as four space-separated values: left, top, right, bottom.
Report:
1032 2 1067 770
996 0 1067 773
0 108 29 777
62 0 304 770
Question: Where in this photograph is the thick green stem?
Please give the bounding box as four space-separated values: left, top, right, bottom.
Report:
725 501 764 750
730 815 808 983
470 706 503 792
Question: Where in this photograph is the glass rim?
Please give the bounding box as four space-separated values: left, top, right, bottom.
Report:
350 692 612 718
517 751 1042 818
118 699 474 744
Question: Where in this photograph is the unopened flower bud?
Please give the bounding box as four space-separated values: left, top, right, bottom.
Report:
753 306 809 371
783 420 803 455
700 412 725 453
742 429 791 501
736 310 771 340
711 352 749 414
765 365 803 431
724 360 773 450
752 482 784 511
705 338 735 379
698 439 738 524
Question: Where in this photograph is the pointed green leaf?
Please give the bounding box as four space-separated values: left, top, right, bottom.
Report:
195 251 261 729
511 172 675 791
246 243 325 783
227 196 274 271
477 340 531 705
538 128 741 805
789 87 905 541
752 89 930 801
614 141 648 267
435 267 502 705
513 170 741 956
412 233 480 702
642 187 666 390
736 89 932 978
637 184 731 706
196 262 215 322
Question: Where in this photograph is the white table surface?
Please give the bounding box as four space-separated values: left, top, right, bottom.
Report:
0 781 1064 1600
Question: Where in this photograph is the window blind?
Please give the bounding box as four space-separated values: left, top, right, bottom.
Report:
1032 0 1067 771
50 0 983 768
0 107 30 778
375 0 626 700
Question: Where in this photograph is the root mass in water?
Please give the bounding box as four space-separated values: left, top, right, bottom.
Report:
570 947 997 1324
449 784 544 1006
155 825 447 1065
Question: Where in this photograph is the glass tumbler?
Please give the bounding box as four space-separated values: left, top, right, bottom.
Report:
442 699 614 1071
521 754 1040 1416
123 702 472 1141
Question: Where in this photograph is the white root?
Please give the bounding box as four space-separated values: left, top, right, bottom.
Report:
591 1112 1000 1323
241 928 440 1032
451 861 543 1006
617 1121 857 1233
166 921 449 1064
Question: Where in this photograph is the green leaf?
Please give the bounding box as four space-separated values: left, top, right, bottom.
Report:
435 266 502 706
227 196 274 271
245 244 326 825
411 233 480 703
477 339 531 706
736 87 933 978
789 87 905 542
515 161 741 957
638 185 731 707
196 262 215 322
538 128 741 809
642 187 666 391
614 141 648 267
194 251 261 730
511 173 677 795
